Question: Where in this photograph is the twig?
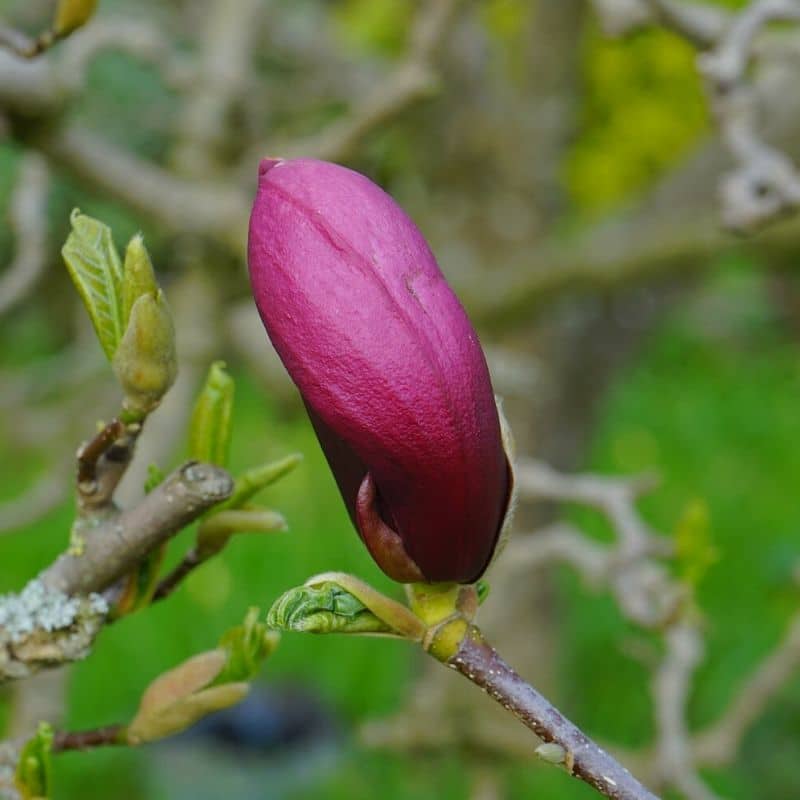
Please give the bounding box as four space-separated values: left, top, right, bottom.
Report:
172 0 262 174
693 608 800 765
75 418 127 511
151 548 202 602
58 17 179 89
52 724 125 752
40 461 232 596
254 0 461 163
652 623 723 800
647 0 731 47
0 462 232 683
0 153 49 318
450 630 661 800
0 25 35 58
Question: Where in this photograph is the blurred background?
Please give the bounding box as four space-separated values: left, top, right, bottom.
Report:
2 0 800 798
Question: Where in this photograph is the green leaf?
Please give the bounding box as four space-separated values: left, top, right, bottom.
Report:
15 722 53 800
144 463 165 494
223 453 302 510
121 233 159 329
674 498 719 588
213 607 279 685
188 362 235 466
61 209 124 361
266 582 394 635
196 508 287 558
53 0 98 35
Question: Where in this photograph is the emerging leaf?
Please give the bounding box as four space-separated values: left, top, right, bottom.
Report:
128 683 249 745
128 649 251 745
223 453 302 510
53 0 98 35
112 291 177 416
214 607 279 685
136 650 227 719
61 210 124 361
15 723 53 800
674 498 719 588
121 234 159 329
196 508 287 558
188 362 235 466
266 582 395 635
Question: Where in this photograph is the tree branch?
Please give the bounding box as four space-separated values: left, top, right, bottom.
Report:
253 0 462 164
450 630 661 800
40 461 232 596
0 153 49 319
652 623 722 800
692 607 800 766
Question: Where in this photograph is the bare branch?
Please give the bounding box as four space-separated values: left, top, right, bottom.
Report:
647 0 731 47
693 608 800 766
450 632 661 800
257 0 461 163
52 724 125 752
0 153 49 318
0 25 35 58
40 461 232 596
58 17 180 89
700 0 800 86
0 462 231 683
173 0 262 174
652 622 723 800
39 125 247 243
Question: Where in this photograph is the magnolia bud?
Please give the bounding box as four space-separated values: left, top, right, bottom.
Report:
112 291 177 417
248 159 512 584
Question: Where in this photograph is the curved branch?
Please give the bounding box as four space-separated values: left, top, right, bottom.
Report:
0 153 49 318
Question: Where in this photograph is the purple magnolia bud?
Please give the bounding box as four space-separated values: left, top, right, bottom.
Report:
248 158 511 584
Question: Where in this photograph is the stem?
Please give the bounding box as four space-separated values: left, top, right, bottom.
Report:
448 628 660 800
152 547 202 602
52 724 126 752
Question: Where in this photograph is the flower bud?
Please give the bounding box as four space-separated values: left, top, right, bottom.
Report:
248 159 511 584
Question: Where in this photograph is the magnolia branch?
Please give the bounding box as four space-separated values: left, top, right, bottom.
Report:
450 631 660 800
371 459 799 799
0 461 232 683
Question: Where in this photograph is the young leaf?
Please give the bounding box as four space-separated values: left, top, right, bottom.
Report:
196 508 287 558
267 582 395 635
53 0 98 36
121 233 159 328
61 210 124 361
674 498 719 588
213 607 279 685
188 362 235 466
15 722 53 800
223 453 302 510
127 650 250 745
112 291 177 416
